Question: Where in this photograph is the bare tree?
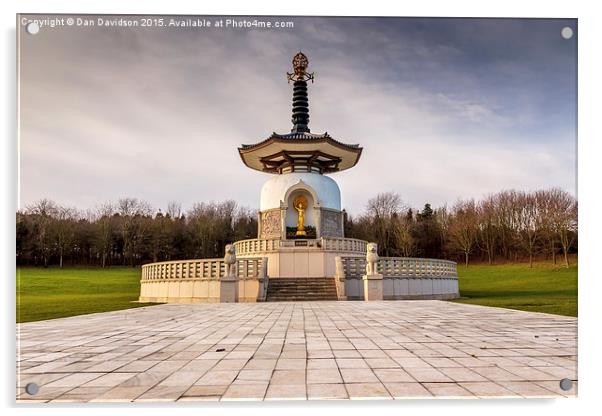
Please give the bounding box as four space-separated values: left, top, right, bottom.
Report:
117 198 153 266
535 190 558 264
233 206 258 241
492 190 521 261
515 192 540 267
449 199 479 267
435 205 451 258
547 188 578 267
392 213 415 257
130 202 153 266
26 199 58 267
477 196 497 264
166 201 182 219
366 192 403 256
95 203 115 268
75 209 96 266
189 202 216 258
188 200 238 258
53 206 77 268
117 198 135 266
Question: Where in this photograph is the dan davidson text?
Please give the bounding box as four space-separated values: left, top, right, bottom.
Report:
69 17 294 29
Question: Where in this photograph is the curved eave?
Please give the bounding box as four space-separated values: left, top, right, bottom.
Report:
238 137 362 173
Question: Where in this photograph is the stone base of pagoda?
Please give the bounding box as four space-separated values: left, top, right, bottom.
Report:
234 237 366 280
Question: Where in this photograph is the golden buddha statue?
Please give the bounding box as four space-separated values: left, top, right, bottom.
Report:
293 195 308 236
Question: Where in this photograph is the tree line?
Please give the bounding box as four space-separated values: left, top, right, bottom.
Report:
345 188 577 267
16 188 577 268
16 198 257 268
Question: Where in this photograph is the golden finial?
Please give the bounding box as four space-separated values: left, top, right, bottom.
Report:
287 52 314 83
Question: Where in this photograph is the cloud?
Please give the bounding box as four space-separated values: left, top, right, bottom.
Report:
18 16 577 215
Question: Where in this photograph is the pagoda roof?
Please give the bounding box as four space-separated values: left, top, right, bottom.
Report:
238 131 362 174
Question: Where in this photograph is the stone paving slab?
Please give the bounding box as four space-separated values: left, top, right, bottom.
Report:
16 301 577 402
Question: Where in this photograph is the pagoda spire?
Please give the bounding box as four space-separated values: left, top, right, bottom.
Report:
238 53 362 175
287 52 314 133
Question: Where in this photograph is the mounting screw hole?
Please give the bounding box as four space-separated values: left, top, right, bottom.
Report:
559 378 573 391
26 22 40 35
561 27 574 40
25 383 39 395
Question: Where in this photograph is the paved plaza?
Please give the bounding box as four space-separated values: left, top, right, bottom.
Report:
17 301 577 402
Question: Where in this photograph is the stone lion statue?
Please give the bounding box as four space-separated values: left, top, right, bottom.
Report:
365 242 379 275
224 244 237 278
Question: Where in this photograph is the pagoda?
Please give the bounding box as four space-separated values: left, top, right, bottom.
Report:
139 52 460 303
239 52 362 243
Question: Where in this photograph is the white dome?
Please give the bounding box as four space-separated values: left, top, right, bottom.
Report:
260 172 341 211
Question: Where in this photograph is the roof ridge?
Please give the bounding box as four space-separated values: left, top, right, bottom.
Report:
240 131 360 150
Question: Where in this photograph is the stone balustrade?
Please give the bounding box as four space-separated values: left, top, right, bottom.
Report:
139 257 268 303
233 236 366 256
319 237 367 253
233 239 282 256
379 257 456 278
141 257 267 281
338 256 457 279
336 256 459 300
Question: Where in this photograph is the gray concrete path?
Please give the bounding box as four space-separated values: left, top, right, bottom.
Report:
17 301 577 402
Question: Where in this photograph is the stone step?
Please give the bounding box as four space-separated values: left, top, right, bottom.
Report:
266 278 338 302
268 293 337 297
267 284 335 288
268 286 336 290
269 290 336 293
268 280 332 282
268 290 335 293
267 294 337 298
268 282 334 285
267 292 336 296
267 298 338 302
269 288 335 291
268 286 336 291
269 282 333 284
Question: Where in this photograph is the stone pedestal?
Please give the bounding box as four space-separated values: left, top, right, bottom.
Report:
220 277 238 303
257 257 269 302
335 256 347 300
362 273 383 301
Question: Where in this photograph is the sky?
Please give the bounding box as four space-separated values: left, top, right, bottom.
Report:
18 16 577 215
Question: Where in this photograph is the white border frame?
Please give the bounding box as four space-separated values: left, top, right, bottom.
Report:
3 1 599 415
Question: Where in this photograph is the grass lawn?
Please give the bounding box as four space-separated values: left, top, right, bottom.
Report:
16 267 157 323
16 261 578 322
452 261 577 317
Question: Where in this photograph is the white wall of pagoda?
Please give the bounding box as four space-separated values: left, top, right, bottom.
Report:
259 172 341 211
